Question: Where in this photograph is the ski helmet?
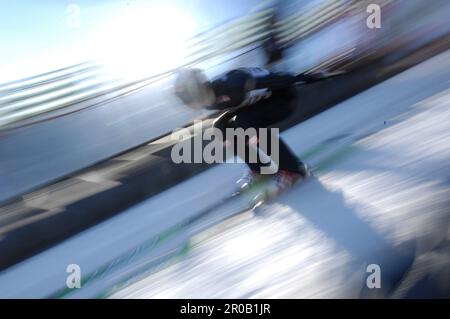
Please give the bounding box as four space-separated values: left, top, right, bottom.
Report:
174 68 215 109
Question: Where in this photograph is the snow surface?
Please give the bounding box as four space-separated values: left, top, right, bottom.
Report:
1 49 449 299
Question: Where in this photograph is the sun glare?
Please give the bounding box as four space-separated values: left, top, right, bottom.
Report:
91 5 197 81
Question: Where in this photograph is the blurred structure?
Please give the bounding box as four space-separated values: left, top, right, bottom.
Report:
2 0 449 130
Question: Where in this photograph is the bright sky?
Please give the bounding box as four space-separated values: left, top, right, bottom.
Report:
0 0 266 83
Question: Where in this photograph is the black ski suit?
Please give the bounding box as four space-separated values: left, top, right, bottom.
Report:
208 67 321 175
